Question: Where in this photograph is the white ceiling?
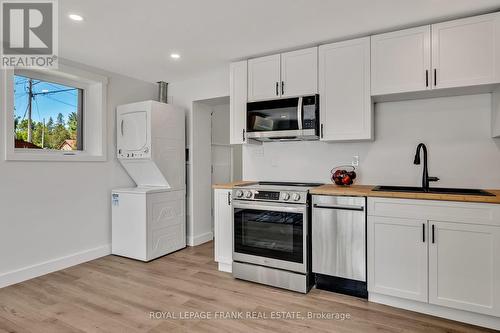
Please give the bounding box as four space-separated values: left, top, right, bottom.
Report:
59 0 500 83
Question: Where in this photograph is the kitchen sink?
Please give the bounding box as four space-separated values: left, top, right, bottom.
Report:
373 185 495 197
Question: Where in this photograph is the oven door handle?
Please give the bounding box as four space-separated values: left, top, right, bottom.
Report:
233 201 306 214
297 96 303 130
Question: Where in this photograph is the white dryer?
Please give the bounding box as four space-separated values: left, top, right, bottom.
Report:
112 100 186 261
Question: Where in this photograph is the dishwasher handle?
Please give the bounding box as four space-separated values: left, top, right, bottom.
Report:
313 204 365 212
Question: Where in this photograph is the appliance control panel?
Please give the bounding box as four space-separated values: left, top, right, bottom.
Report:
233 189 307 204
254 191 280 200
117 147 151 159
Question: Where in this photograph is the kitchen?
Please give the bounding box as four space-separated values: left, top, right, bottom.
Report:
1 1 500 332
213 7 500 332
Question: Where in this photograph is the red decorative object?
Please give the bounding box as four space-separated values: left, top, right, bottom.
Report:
331 165 357 186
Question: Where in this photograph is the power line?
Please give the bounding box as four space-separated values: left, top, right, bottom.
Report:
45 82 78 96
33 88 77 96
44 95 77 108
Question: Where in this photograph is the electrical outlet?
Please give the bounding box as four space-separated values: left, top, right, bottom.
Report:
352 155 359 167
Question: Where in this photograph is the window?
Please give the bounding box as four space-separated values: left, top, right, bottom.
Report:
13 74 84 151
2 63 108 161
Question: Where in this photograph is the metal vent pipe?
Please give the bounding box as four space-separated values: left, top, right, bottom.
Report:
157 81 168 103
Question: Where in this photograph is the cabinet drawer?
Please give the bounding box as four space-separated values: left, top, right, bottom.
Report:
368 197 500 226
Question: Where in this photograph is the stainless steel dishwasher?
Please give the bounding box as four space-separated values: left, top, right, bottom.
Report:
312 195 367 298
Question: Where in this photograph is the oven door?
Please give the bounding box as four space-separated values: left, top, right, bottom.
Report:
233 200 307 273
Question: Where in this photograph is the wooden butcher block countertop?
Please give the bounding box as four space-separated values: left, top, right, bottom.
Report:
310 184 500 204
212 181 257 189
212 182 500 204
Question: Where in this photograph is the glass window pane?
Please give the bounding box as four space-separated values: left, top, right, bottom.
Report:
13 75 83 151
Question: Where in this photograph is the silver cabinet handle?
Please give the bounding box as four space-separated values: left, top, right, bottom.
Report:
120 120 124 136
313 204 364 212
297 97 303 130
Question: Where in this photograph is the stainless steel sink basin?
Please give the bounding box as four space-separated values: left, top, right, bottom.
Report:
373 185 495 197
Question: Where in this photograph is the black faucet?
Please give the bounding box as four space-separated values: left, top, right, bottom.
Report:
413 143 440 191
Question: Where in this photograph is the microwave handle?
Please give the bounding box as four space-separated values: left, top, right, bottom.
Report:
297 97 303 130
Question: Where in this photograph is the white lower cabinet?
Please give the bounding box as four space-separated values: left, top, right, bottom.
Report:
214 189 233 272
368 216 428 302
368 197 500 325
429 221 500 316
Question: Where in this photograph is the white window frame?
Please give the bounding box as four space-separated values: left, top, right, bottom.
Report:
2 63 108 161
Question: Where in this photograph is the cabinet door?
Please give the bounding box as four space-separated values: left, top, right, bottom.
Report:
429 221 500 316
431 12 500 89
248 54 281 101
371 26 431 95
281 47 318 98
368 216 428 302
319 37 372 141
214 189 233 272
230 61 247 144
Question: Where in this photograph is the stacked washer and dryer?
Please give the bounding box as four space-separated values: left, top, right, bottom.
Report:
112 100 186 261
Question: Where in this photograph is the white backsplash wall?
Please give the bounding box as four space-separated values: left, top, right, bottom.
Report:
243 93 500 188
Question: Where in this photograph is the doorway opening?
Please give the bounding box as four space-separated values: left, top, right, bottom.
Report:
190 96 242 246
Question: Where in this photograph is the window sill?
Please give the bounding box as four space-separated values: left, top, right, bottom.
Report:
6 150 106 162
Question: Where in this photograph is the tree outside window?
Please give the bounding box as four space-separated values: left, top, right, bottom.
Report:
13 75 83 150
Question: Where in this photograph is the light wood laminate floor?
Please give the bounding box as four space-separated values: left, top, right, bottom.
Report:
0 242 495 332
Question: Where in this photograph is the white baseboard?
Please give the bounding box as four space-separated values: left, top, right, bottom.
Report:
0 244 111 289
369 293 500 331
218 262 232 273
187 231 213 246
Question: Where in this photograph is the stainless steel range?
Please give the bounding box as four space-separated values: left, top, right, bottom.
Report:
231 181 321 293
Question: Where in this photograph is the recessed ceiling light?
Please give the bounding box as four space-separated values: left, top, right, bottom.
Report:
69 14 84 21
170 53 181 59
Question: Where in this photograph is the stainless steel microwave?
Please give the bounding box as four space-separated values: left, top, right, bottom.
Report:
246 94 319 142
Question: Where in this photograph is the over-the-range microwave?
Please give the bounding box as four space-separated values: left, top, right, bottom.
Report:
246 94 319 142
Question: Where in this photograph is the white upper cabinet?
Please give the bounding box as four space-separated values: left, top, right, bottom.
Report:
429 221 500 317
319 37 372 141
247 54 281 101
372 12 500 96
229 61 248 144
281 47 318 98
248 48 318 102
432 12 500 89
371 26 431 95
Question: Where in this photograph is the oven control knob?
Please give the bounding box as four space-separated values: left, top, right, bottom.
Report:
292 193 301 201
282 193 290 201
235 190 243 198
244 191 253 198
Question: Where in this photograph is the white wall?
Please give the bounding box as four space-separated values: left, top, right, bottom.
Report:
0 60 157 287
170 66 500 248
212 103 230 145
211 103 243 182
244 94 500 188
169 67 229 245
191 101 213 245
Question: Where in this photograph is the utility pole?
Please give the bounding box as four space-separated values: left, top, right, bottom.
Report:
41 118 45 148
27 79 33 143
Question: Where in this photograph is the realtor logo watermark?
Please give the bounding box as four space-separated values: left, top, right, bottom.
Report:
1 0 58 68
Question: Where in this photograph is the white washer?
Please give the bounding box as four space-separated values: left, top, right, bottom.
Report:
112 187 185 261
